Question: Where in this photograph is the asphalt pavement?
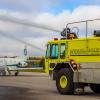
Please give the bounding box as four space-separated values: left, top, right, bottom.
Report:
0 72 100 100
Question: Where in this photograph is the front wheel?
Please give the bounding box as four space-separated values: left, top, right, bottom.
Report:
56 68 74 95
90 84 100 93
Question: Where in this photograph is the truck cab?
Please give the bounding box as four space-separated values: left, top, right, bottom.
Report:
45 39 67 76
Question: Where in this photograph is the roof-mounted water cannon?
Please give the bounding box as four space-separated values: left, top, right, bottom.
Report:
61 28 66 37
61 27 78 39
67 27 78 39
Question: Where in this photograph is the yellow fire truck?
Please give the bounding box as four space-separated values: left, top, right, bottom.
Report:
45 19 100 94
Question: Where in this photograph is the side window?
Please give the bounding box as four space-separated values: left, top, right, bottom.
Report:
46 44 50 58
51 44 58 59
60 44 65 59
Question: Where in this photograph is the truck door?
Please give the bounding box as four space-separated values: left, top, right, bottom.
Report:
45 43 59 75
49 44 59 71
45 44 50 74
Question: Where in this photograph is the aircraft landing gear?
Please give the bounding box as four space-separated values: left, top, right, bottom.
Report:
15 71 19 76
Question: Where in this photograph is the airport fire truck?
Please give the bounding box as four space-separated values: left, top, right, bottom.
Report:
45 19 100 94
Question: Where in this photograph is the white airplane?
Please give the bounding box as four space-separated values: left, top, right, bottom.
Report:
0 56 28 76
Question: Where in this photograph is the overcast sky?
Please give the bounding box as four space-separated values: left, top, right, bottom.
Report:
0 0 100 56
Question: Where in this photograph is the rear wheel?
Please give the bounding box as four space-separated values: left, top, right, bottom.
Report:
90 84 100 93
56 68 74 95
15 71 19 76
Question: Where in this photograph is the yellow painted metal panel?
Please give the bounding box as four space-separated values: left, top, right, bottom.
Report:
45 37 100 74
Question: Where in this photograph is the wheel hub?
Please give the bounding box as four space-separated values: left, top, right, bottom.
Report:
60 75 68 88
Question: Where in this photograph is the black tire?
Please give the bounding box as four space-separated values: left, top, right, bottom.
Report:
56 68 74 95
15 72 19 76
90 84 100 93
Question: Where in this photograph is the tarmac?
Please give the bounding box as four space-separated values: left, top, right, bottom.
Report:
0 72 100 100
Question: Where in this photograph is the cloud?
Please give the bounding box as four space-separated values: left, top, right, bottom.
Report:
0 0 87 14
0 5 100 56
0 0 58 13
0 37 24 56
0 0 100 14
84 0 100 5
71 5 100 20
